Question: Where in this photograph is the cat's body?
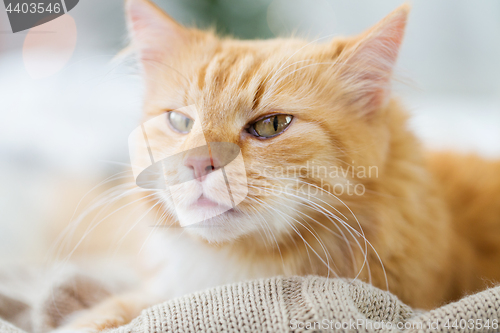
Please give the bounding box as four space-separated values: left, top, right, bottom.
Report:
141 104 500 308
59 0 500 331
428 153 500 295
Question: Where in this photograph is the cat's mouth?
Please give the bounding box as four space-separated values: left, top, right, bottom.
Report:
191 194 223 208
174 193 237 227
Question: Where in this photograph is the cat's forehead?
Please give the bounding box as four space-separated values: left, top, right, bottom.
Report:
215 38 330 67
183 38 334 118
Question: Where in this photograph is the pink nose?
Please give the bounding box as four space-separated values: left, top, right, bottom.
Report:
184 156 218 181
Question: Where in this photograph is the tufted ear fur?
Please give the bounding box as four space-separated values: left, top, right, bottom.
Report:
337 4 409 114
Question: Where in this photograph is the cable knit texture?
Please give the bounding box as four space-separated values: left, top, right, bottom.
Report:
0 267 499 332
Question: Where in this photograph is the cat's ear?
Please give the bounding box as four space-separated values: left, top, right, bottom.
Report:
338 4 409 114
125 0 193 66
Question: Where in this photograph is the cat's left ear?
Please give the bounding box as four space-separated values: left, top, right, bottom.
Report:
337 4 409 114
125 0 195 68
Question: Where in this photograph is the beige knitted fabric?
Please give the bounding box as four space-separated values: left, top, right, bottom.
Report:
116 276 500 333
1 269 500 333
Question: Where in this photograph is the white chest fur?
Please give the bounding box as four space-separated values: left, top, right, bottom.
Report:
143 231 283 299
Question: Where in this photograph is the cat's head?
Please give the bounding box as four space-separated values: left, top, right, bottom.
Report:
126 0 409 245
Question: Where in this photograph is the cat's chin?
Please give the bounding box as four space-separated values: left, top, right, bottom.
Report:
179 210 257 244
186 227 239 244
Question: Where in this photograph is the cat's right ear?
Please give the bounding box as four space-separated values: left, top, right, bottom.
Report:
125 0 192 66
335 4 409 115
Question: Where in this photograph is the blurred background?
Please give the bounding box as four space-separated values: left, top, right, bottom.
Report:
0 0 499 263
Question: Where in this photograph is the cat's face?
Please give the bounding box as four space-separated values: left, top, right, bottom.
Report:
127 0 408 244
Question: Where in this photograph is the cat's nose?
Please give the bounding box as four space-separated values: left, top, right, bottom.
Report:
184 155 219 181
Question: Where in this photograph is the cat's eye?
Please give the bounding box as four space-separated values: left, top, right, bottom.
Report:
168 111 194 133
249 114 293 138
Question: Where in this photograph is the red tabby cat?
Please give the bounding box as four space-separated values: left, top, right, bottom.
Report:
59 0 500 331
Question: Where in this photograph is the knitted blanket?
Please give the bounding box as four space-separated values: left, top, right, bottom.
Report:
0 266 499 333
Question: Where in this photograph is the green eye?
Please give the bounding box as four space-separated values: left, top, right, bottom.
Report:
249 114 293 138
168 111 194 133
